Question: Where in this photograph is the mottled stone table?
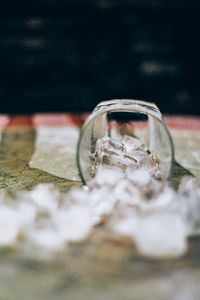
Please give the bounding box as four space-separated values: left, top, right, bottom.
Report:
0 114 200 300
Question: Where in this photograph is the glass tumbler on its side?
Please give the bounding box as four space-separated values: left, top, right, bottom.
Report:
77 99 174 185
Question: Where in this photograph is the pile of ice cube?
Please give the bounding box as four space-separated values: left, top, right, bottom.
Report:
91 136 161 180
0 135 199 259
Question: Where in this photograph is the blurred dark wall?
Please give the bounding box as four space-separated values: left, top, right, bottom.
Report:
1 0 200 114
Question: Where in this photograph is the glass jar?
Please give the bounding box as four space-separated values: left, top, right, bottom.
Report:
77 99 174 184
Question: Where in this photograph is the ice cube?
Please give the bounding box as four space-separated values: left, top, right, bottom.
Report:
134 210 187 258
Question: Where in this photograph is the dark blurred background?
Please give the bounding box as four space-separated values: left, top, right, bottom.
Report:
1 0 200 114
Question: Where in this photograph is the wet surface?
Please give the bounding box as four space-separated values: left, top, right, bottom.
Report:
0 122 81 191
